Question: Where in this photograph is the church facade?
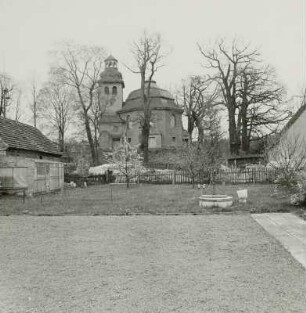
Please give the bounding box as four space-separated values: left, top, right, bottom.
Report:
98 55 187 151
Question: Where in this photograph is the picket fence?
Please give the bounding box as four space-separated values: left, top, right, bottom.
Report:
65 168 279 186
114 168 279 185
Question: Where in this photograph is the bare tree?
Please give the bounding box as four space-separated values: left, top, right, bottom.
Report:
88 89 109 160
14 88 22 121
28 80 40 128
237 65 288 153
0 73 14 118
177 75 219 143
130 32 166 164
51 42 106 165
37 75 74 152
198 39 288 155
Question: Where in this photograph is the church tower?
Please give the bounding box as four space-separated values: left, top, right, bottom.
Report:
98 55 125 151
98 55 124 114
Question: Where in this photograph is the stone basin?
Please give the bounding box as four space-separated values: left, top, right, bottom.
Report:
199 195 233 208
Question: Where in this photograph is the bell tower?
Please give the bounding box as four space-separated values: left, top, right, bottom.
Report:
98 55 125 152
98 55 124 114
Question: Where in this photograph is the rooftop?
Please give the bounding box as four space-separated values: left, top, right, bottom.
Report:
0 117 61 156
120 81 183 113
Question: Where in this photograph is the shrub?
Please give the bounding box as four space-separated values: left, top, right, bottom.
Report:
275 169 306 206
290 174 306 206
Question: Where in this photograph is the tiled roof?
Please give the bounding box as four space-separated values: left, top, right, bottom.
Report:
0 117 61 156
126 86 174 101
121 81 182 113
99 68 125 86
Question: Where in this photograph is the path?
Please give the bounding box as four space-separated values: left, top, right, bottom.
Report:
252 213 306 268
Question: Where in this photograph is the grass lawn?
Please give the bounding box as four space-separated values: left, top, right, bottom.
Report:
0 183 304 217
0 215 305 313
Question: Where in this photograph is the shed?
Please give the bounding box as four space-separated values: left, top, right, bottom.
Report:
0 117 63 195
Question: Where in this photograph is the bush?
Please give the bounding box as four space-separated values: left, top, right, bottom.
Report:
275 169 306 206
290 175 306 206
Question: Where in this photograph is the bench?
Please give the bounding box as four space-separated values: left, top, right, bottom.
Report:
0 186 28 203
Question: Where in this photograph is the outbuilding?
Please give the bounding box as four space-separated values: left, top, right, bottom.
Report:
0 116 63 195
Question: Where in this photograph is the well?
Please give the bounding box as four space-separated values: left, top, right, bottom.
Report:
199 195 233 208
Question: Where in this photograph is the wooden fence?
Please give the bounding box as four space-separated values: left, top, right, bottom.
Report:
64 173 112 187
114 168 279 185
64 168 279 186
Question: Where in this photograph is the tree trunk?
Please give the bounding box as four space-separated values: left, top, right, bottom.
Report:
197 124 204 144
228 108 240 155
140 118 150 165
84 112 98 165
240 104 249 154
58 130 64 152
187 115 194 142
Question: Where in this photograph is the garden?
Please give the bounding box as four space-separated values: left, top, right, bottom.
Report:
0 183 304 218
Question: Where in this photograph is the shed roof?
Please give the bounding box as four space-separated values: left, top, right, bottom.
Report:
0 117 61 156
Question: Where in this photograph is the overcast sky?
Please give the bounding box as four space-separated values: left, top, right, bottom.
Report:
0 0 305 105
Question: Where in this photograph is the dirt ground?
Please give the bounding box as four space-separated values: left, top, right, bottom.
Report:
0 215 305 313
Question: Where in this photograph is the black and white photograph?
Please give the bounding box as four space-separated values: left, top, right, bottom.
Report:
0 0 305 312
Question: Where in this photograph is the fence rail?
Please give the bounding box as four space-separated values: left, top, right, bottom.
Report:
113 168 279 185
64 168 279 186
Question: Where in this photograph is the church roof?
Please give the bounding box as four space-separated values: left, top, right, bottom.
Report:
0 116 61 156
105 55 118 62
99 67 125 86
120 81 183 113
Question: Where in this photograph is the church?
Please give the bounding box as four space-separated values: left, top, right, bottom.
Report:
98 55 187 151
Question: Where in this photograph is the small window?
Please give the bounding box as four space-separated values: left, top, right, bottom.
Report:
104 87 109 95
112 86 117 95
126 115 130 129
127 138 132 143
172 137 176 142
36 163 50 176
170 114 176 128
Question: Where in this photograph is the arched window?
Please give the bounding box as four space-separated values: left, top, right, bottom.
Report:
170 114 176 128
112 86 117 95
104 86 109 95
126 115 130 129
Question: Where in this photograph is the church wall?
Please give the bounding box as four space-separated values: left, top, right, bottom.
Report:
120 111 141 146
120 109 184 148
99 122 124 151
164 111 183 147
98 82 123 115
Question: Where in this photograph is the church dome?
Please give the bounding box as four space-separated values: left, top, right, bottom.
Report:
121 81 182 113
99 55 125 87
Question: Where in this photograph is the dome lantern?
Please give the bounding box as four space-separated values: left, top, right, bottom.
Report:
99 55 124 87
104 55 118 69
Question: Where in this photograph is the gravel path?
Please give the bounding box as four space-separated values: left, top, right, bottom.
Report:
0 215 305 313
